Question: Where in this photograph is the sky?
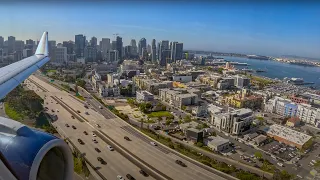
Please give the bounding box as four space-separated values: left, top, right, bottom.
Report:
0 0 319 58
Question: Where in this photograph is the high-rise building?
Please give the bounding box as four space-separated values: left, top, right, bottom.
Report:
15 40 24 52
170 41 177 62
138 38 146 56
124 45 132 58
90 36 97 47
160 50 171 66
107 50 118 63
62 41 74 54
54 46 67 65
142 47 148 60
151 39 156 62
25 39 34 51
75 34 86 57
48 40 56 62
175 43 183 61
111 41 117 50
84 46 97 62
23 49 33 58
116 36 123 61
159 40 169 64
130 39 137 55
0 36 4 48
157 42 160 60
100 38 111 56
147 44 151 54
8 36 15 54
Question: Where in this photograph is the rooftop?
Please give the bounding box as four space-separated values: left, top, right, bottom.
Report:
206 136 229 146
265 124 312 146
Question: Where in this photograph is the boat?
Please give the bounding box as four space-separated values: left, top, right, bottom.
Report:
256 68 267 72
242 68 254 72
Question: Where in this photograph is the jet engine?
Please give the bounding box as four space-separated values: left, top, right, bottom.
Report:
0 117 73 180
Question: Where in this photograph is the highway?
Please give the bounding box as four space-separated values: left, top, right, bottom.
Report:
27 74 234 180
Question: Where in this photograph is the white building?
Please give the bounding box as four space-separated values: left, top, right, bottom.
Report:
172 74 193 83
159 88 198 108
214 108 253 135
234 75 250 88
296 103 320 125
107 50 118 62
207 104 224 124
192 104 207 117
54 46 67 64
136 91 154 102
204 136 230 152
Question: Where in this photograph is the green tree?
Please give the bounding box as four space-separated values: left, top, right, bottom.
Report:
217 67 224 74
165 119 173 125
254 151 263 159
184 115 192 123
76 79 86 88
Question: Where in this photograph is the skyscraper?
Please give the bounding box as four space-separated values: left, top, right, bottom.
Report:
84 46 97 62
75 34 86 57
151 39 156 62
116 36 123 61
138 38 146 56
62 41 74 54
130 39 137 56
0 36 4 48
160 50 171 66
90 36 97 47
111 41 117 50
25 39 34 51
8 36 15 54
159 40 169 65
170 41 178 62
175 43 183 61
48 40 57 62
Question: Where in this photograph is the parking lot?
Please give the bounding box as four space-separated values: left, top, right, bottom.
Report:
260 141 299 162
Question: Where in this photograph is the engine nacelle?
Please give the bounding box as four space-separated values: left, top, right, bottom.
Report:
0 117 73 180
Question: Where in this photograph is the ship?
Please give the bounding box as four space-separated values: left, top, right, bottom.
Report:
255 68 267 73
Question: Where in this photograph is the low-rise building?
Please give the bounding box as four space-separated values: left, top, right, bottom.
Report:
186 128 204 143
253 135 268 146
204 136 230 152
296 103 320 125
217 77 235 90
172 74 193 83
265 124 312 149
286 117 301 127
136 91 154 102
159 88 198 108
223 89 263 109
191 103 208 117
207 104 224 124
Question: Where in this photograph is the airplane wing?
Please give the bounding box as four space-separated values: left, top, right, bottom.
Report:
0 31 50 100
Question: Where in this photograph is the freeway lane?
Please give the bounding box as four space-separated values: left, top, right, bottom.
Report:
25 77 153 180
30 75 232 180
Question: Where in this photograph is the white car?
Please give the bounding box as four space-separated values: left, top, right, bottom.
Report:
107 145 114 151
150 142 157 146
92 138 98 143
92 133 96 137
117 175 124 180
312 160 317 164
277 163 284 167
56 109 59 112
99 106 102 109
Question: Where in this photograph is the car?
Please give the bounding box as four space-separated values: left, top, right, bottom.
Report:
139 170 149 177
95 148 101 153
65 124 70 127
96 124 101 128
83 131 88 135
55 102 58 104
150 142 157 146
92 133 96 137
72 125 76 129
296 175 303 179
312 160 317 163
71 115 75 119
117 175 124 180
175 160 187 167
126 174 135 180
99 106 102 109
78 139 84 145
124 136 131 141
97 157 106 164
77 110 81 113
277 163 284 167
92 138 98 143
107 145 114 151
85 112 89 115
56 109 59 112
51 109 55 112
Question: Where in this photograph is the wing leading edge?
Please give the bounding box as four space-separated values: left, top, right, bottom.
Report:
0 32 50 100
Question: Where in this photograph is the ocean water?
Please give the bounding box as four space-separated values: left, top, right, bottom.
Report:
214 56 320 88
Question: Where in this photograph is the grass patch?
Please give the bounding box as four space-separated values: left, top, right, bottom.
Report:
134 115 140 118
4 102 24 121
147 111 173 118
249 75 274 85
73 156 83 174
256 116 264 121
47 69 57 73
76 94 85 101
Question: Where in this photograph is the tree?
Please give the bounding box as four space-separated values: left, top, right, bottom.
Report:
76 79 86 88
165 119 173 125
217 67 224 74
184 115 192 123
254 151 263 159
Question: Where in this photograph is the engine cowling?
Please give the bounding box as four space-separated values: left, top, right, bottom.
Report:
0 117 73 180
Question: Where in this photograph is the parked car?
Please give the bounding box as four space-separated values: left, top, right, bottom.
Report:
65 124 70 127
92 138 98 143
83 131 88 135
117 175 124 180
72 125 76 129
124 136 131 141
92 133 96 137
71 115 75 119
107 145 114 151
150 142 157 146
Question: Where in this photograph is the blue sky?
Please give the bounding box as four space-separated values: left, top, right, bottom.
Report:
0 1 319 58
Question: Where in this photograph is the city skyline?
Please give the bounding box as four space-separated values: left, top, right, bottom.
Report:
0 1 319 58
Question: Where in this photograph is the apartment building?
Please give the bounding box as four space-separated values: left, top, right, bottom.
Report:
136 91 154 102
214 108 253 135
159 88 198 108
296 103 320 125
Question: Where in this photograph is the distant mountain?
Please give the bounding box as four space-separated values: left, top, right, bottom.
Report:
281 55 320 61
